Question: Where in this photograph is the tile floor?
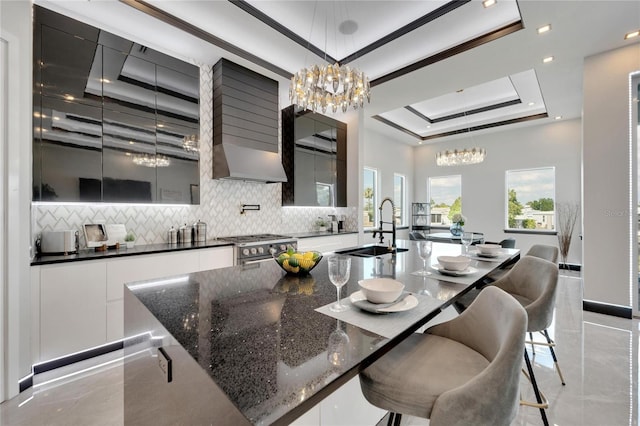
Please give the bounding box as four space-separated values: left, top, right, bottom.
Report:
0 271 637 425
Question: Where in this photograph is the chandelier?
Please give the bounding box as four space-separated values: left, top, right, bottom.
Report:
436 148 486 166
183 134 199 153
289 64 370 114
132 153 171 168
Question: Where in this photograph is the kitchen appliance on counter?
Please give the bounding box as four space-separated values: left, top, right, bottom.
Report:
40 230 79 255
193 219 207 243
219 234 297 265
178 224 193 244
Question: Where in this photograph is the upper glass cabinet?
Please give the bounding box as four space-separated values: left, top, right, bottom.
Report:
33 5 200 204
281 105 347 207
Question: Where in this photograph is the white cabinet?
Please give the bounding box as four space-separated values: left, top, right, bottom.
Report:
297 234 359 254
35 245 234 363
289 376 385 426
39 260 107 361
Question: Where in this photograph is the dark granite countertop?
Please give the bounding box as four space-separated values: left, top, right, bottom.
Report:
288 230 358 239
31 240 234 266
124 240 519 424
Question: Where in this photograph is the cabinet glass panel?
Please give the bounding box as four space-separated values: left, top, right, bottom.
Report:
36 97 103 201
102 109 156 203
40 26 102 108
282 106 346 207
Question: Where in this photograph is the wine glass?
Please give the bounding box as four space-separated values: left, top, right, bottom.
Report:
461 232 474 255
328 255 351 312
412 240 432 276
327 320 351 369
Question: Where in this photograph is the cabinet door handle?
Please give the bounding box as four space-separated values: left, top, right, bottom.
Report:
157 347 173 383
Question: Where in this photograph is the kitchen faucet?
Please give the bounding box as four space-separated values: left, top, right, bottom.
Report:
372 197 397 250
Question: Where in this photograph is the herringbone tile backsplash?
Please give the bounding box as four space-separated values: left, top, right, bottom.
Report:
32 65 357 248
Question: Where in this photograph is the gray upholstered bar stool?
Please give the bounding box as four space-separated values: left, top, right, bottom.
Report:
490 255 561 426
359 286 527 426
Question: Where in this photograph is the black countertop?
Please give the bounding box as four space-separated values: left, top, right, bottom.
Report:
31 231 358 266
124 240 519 424
31 240 234 266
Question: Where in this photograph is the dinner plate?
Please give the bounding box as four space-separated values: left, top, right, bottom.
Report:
431 264 478 276
475 252 500 258
469 255 504 263
349 290 418 314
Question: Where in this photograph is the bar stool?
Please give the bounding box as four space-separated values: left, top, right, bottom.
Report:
359 286 527 426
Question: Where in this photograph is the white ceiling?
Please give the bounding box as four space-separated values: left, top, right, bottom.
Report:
36 0 640 145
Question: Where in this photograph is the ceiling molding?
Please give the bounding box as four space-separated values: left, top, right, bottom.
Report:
371 115 423 139
339 0 470 65
421 112 549 141
371 20 524 87
118 0 293 79
423 99 522 123
229 0 338 64
404 106 433 124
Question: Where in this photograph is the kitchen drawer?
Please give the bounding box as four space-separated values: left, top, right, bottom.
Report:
297 234 359 254
107 251 200 302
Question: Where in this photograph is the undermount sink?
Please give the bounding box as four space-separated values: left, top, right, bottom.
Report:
336 246 409 257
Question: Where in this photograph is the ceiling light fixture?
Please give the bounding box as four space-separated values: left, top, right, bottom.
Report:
528 102 535 106
543 56 554 63
482 0 497 8
436 148 486 166
537 24 552 34
555 115 563 120
624 30 640 40
132 153 171 168
289 2 370 114
435 89 486 166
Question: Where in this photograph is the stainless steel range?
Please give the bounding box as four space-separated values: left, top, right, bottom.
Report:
220 234 297 265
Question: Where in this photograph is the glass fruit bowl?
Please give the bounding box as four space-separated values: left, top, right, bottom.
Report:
274 249 323 275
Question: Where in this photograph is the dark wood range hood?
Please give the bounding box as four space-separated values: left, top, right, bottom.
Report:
212 58 286 183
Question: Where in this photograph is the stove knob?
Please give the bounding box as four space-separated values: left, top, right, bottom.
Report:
269 247 277 255
280 244 287 251
257 247 264 254
242 248 250 256
250 247 257 255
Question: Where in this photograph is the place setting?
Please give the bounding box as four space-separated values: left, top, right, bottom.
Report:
431 255 478 277
468 243 507 262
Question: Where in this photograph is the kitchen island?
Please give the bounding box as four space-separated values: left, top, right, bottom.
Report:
123 240 519 425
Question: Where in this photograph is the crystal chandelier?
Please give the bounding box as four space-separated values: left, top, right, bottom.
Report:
132 153 171 168
182 134 199 153
289 63 370 114
436 148 486 166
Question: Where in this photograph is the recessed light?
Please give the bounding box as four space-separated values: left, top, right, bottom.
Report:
543 56 554 63
528 102 535 106
157 124 165 128
554 116 562 120
624 30 639 40
100 78 111 84
125 152 131 156
537 24 551 34
53 116 60 121
34 112 41 118
427 125 431 129
129 141 135 145
418 141 423 145
482 0 496 8
64 94 75 101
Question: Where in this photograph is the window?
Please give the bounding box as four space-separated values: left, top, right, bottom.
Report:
505 167 556 231
428 175 462 226
394 174 406 226
363 168 378 228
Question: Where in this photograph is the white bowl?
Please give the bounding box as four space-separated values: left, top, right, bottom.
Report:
437 255 471 271
476 244 502 256
358 278 405 304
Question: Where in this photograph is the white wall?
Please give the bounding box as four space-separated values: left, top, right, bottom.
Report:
1 0 33 399
413 119 582 264
362 128 414 241
583 43 640 309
